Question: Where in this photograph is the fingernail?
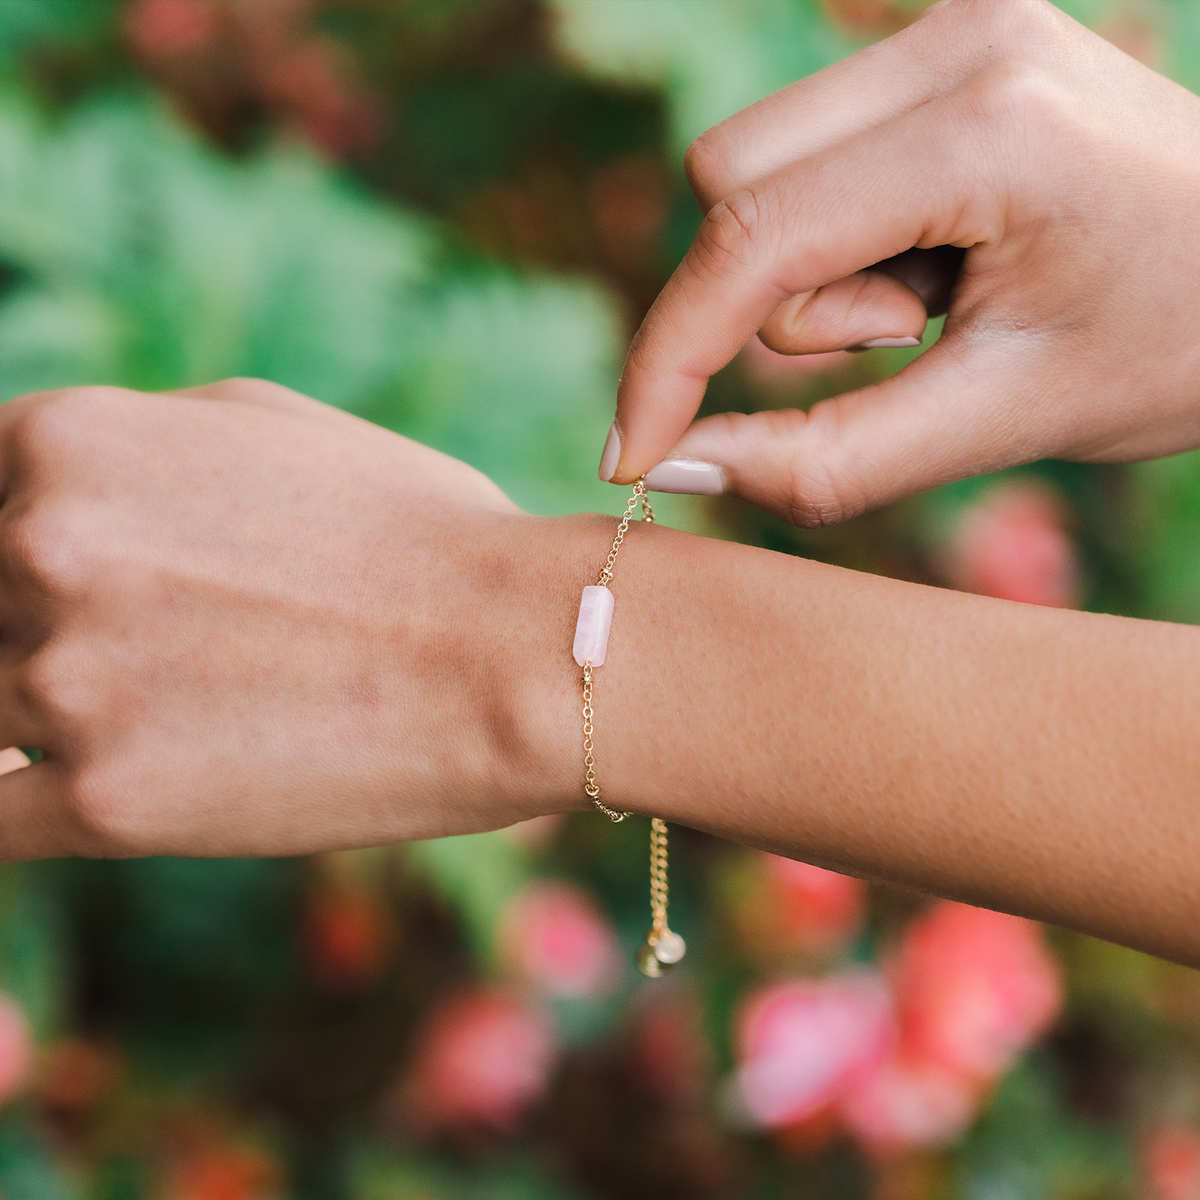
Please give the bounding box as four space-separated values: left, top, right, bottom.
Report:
848 336 923 352
644 458 724 496
599 422 621 482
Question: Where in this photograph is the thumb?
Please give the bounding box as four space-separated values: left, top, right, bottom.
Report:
643 338 1046 526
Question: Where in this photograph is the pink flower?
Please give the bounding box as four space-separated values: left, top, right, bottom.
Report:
835 902 1061 1154
732 972 896 1128
840 1056 977 1152
399 990 557 1136
944 483 1081 608
632 986 711 1105
893 902 1062 1082
724 853 866 962
764 857 867 955
0 994 32 1105
1144 1126 1200 1200
499 881 622 1000
124 0 220 59
260 38 379 161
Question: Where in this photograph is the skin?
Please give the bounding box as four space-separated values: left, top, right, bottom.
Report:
607 0 1200 526
2 0 1200 966
4 378 1200 968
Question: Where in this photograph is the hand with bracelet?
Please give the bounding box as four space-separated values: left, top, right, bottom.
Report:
4 0 1200 970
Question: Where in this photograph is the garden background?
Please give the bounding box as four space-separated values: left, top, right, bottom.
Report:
0 2 1194 1198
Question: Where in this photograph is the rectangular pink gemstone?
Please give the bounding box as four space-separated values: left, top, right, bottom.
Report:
573 585 615 666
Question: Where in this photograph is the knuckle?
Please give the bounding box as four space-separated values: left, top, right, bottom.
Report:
779 405 868 527
691 187 770 280
0 504 94 597
960 61 1066 135
10 386 131 455
61 766 144 856
19 642 92 723
935 0 1059 45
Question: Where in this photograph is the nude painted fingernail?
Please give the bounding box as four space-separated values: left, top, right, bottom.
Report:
644 458 724 496
599 422 621 482
849 336 923 351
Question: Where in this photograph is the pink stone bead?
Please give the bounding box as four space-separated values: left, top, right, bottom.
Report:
573 585 614 667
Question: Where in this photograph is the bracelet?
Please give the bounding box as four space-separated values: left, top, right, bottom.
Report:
572 478 686 978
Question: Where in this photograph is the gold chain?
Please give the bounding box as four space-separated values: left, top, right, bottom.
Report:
597 481 654 586
649 817 670 935
579 478 684 976
582 662 629 822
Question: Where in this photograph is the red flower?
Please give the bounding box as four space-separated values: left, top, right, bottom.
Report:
302 886 396 993
124 0 220 60
499 881 622 999
732 972 895 1128
38 1036 121 1113
398 990 557 1136
724 853 866 962
259 38 379 161
632 986 711 1105
0 993 32 1106
892 902 1062 1082
1144 1126 1200 1200
837 902 1062 1153
944 483 1081 608
764 857 867 955
162 1146 283 1200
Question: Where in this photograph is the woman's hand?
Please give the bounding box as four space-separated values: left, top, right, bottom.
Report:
605 0 1200 525
0 379 600 858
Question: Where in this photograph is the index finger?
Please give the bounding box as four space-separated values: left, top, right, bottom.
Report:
683 0 1040 207
605 92 985 485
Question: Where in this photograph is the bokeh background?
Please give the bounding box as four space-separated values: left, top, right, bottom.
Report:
0 1 1197 1198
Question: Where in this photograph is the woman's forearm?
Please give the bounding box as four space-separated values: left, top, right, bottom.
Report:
528 516 1200 966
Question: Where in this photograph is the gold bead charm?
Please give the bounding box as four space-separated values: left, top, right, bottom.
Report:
636 927 687 978
635 818 685 977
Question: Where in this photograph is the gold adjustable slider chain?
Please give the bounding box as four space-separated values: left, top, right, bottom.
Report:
578 477 686 977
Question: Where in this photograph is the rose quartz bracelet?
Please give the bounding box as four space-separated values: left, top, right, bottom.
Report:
573 478 686 977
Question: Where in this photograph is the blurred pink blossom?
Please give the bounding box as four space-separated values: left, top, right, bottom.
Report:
835 903 1061 1154
740 335 852 383
840 1056 976 1152
944 483 1081 608
499 881 622 999
0 993 32 1104
764 857 867 955
893 902 1062 1082
400 989 557 1136
260 38 379 160
125 0 220 59
1144 1125 1200 1200
632 986 711 1105
732 972 896 1128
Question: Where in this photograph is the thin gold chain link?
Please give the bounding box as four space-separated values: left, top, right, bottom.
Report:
596 480 654 587
582 662 629 822
649 817 670 934
582 477 652 823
